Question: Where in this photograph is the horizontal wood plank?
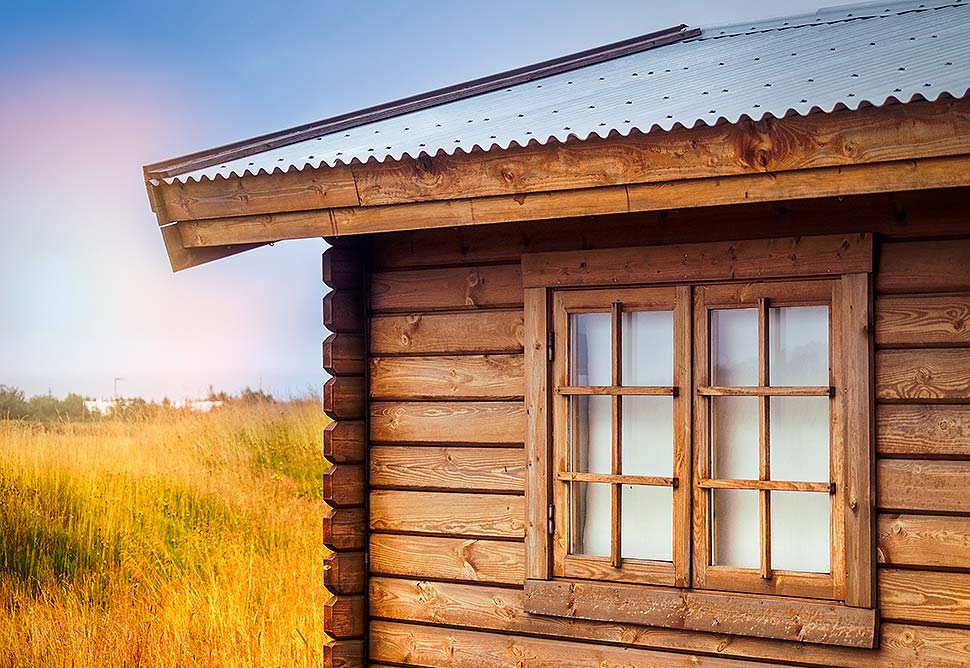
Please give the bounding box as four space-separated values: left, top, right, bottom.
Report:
370 355 524 400
878 460 970 513
370 577 970 668
524 579 875 648
522 234 872 288
878 514 970 569
877 240 970 295
876 405 970 457
156 164 359 222
370 445 524 492
876 349 970 402
876 295 970 348
369 310 524 355
368 190 970 270
370 490 525 538
370 401 526 444
369 535 524 584
880 568 970 626
371 265 523 312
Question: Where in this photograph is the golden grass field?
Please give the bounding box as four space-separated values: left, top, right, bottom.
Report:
0 401 331 667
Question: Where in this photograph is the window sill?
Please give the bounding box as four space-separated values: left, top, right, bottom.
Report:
523 579 878 649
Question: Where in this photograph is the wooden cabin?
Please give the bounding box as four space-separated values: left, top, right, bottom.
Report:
143 1 970 666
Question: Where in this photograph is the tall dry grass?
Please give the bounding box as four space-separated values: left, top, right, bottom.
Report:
0 401 331 667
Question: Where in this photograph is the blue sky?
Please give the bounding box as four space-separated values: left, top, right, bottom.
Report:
0 0 823 401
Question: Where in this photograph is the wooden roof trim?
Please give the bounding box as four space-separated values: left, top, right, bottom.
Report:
149 96 970 226
174 152 970 249
143 25 696 181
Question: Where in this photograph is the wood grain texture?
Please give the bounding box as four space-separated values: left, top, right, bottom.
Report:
369 310 524 355
322 464 365 507
876 349 970 402
878 459 970 513
156 164 359 221
877 240 970 295
323 420 366 464
368 189 970 270
369 490 524 538
876 405 970 457
160 223 265 272
323 376 366 421
322 245 364 290
369 534 524 584
522 234 872 288
524 579 876 648
324 594 367 638
369 355 524 400
323 638 365 668
370 264 523 312
179 209 334 247
876 295 970 348
370 401 526 444
323 290 365 333
878 514 970 569
323 551 366 595
322 507 367 551
370 577 970 668
323 333 365 376
880 568 970 626
370 445 524 492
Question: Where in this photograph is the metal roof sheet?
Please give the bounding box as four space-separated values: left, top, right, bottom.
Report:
158 0 970 185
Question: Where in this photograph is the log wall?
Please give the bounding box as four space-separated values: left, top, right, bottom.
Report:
359 190 970 667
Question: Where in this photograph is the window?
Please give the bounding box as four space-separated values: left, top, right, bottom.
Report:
522 235 876 648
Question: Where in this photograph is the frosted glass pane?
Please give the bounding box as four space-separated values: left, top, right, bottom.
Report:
713 489 760 569
712 396 759 480
622 310 673 385
621 485 672 561
570 482 610 556
770 306 829 386
771 491 830 573
770 397 830 482
570 313 611 386
570 396 611 474
711 309 758 386
622 396 673 477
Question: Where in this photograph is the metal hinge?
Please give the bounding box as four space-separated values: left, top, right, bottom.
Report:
547 503 555 535
547 331 555 362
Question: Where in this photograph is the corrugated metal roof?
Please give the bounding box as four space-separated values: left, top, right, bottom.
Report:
157 0 970 185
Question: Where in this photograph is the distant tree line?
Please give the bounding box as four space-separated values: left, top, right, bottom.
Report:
0 384 277 421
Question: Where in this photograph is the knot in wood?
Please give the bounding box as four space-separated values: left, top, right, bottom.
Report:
416 155 434 172
501 169 516 184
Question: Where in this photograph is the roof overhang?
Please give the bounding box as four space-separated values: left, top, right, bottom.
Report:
147 96 970 271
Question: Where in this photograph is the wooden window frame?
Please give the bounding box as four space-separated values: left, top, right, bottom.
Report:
550 286 691 587
521 234 876 649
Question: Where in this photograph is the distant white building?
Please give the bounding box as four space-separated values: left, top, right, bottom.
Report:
83 398 223 414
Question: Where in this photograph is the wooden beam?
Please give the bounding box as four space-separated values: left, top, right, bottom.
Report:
323 420 366 464
369 401 526 444
524 579 877 648
369 445 525 492
876 405 970 458
158 98 970 224
175 153 970 246
159 223 265 272
369 354 525 400
369 534 524 584
370 490 525 538
323 551 367 594
521 234 872 289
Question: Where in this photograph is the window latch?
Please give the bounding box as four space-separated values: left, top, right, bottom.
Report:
548 503 555 535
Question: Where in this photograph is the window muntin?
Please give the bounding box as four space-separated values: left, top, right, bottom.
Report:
552 286 690 586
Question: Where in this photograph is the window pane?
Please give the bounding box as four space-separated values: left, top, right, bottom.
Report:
711 308 758 386
769 305 829 386
770 397 829 483
621 396 672 477
713 489 760 569
621 485 672 561
771 491 830 573
570 482 611 556
570 312 611 386
622 310 673 385
712 396 759 480
569 396 611 474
